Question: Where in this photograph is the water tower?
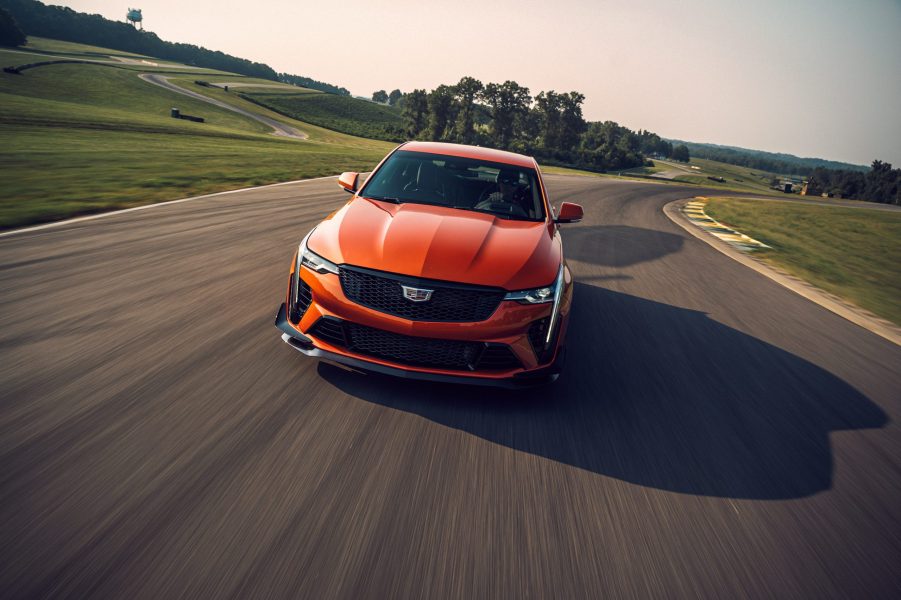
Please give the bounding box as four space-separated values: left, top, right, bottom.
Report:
126 8 143 29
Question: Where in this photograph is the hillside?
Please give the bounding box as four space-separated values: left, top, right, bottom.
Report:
0 0 350 94
667 139 868 176
242 91 405 141
0 37 390 228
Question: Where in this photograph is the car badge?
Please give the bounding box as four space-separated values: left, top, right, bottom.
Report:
401 285 434 302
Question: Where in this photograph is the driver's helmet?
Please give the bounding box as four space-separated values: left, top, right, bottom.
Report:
497 169 519 186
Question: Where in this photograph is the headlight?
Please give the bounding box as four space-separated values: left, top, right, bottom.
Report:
504 281 556 304
506 265 565 348
298 231 339 275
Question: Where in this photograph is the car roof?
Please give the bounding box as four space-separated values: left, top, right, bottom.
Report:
399 141 536 169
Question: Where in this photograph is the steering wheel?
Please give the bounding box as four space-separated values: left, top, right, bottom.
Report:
476 186 497 205
403 180 444 198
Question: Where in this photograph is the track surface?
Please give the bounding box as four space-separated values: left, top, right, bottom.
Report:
139 74 308 139
1 175 899 598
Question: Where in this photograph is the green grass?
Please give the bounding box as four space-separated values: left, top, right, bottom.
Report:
546 158 785 196
705 198 901 325
2 36 797 230
539 164 668 183
202 78 321 93
241 92 404 141
1 125 387 227
162 76 386 147
0 41 392 229
667 158 784 194
23 36 152 59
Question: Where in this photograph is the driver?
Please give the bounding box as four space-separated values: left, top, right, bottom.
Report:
484 169 527 213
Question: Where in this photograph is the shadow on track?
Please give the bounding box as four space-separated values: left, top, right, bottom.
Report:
319 282 888 499
562 225 684 267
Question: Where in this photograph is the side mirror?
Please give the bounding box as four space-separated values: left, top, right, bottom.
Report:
337 171 359 193
555 202 583 223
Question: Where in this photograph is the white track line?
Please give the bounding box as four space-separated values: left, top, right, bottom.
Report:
0 175 338 239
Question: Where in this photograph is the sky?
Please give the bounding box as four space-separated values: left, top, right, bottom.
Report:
61 0 901 166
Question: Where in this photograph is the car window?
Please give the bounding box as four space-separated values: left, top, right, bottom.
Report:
360 150 546 221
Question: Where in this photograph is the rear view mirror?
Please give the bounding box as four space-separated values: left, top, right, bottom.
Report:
555 202 583 223
337 172 359 193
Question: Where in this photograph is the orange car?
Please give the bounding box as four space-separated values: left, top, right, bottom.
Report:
275 141 583 387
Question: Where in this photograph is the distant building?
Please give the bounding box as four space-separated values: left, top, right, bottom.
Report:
801 182 820 196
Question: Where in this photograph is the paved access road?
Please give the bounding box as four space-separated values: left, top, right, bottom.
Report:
1 175 898 598
139 73 308 139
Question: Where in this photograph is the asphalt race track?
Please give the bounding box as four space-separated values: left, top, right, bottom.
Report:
1 175 899 598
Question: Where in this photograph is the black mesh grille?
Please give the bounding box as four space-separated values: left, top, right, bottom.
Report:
476 345 522 370
309 317 346 347
528 317 553 364
308 317 521 372
290 277 314 323
339 266 504 322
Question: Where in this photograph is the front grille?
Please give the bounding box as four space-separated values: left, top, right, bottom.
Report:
308 317 522 372
339 266 504 322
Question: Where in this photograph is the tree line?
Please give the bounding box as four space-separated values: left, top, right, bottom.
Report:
671 140 869 177
371 89 403 106
806 161 900 205
0 6 25 46
0 0 349 95
279 73 349 96
388 77 684 172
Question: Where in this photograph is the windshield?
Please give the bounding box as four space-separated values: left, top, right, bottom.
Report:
359 150 546 221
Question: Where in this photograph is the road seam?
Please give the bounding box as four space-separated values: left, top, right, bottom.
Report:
0 175 338 239
664 198 901 347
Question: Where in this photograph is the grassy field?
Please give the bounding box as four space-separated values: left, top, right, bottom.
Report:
241 92 404 141
540 163 785 196
2 36 793 229
0 41 392 229
705 198 901 325
666 158 783 193
21 36 152 59
581 156 786 195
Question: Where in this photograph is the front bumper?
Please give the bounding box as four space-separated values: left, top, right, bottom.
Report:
275 303 564 388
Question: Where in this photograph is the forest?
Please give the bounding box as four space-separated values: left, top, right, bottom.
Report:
396 78 684 173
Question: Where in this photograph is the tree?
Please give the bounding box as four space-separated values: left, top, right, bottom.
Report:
402 89 429 138
577 121 645 172
454 76 483 144
427 84 456 141
388 89 403 106
372 90 388 104
0 7 27 47
558 91 586 153
865 160 897 204
535 91 562 151
481 81 531 149
636 130 673 158
278 73 349 95
672 144 690 162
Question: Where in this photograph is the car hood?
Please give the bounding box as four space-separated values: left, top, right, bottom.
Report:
308 198 561 290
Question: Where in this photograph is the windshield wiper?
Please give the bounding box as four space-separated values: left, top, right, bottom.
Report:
463 207 523 221
363 194 402 203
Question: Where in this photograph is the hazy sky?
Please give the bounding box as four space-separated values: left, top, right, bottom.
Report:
62 0 901 165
